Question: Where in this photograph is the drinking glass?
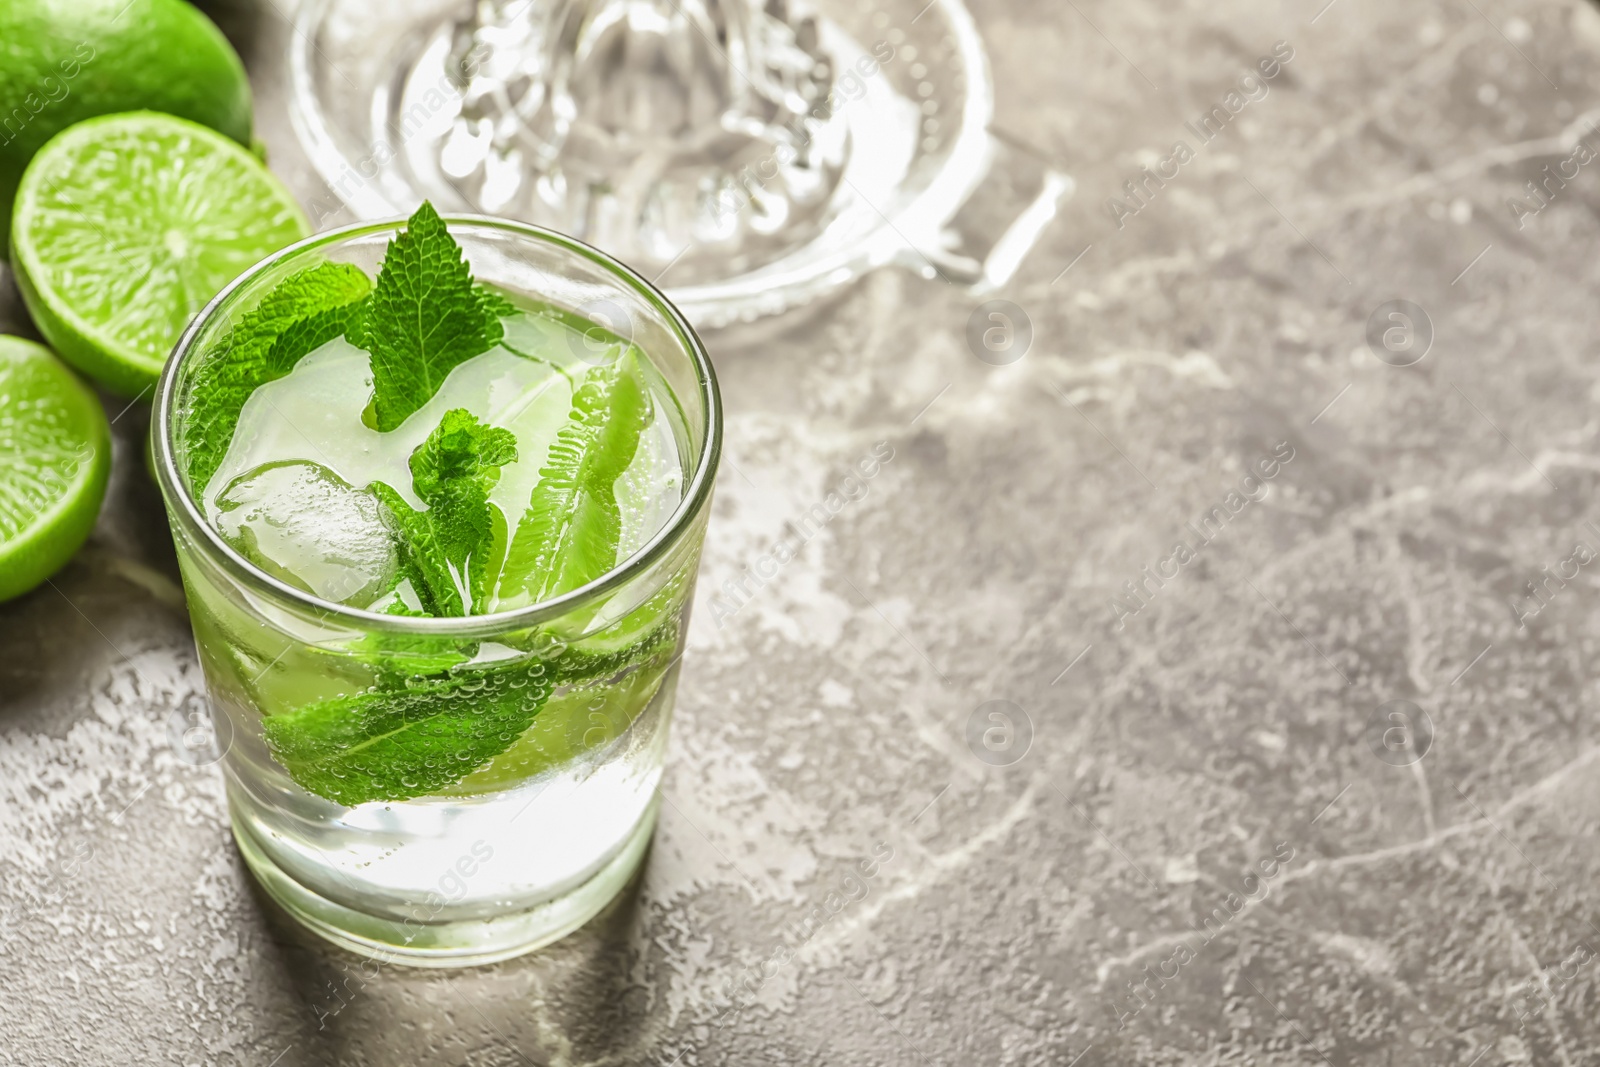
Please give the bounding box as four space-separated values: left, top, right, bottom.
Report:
152 216 720 966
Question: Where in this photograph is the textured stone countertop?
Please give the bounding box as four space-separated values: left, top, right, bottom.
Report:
9 0 1600 1063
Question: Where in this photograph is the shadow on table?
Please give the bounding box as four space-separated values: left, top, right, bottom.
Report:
189 0 278 71
0 262 42 342
243 840 662 1066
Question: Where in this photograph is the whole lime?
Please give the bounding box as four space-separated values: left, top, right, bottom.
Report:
0 0 253 248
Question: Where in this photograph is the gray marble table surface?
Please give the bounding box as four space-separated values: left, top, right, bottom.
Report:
6 0 1600 1063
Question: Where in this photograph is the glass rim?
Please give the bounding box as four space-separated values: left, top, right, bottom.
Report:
152 213 723 638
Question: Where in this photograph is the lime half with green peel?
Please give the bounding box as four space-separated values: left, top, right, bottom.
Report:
0 336 111 601
11 111 310 397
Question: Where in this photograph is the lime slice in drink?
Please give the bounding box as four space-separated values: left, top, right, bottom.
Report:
0 336 111 601
437 653 675 796
10 111 310 398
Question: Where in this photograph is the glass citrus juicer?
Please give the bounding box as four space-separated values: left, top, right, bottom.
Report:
289 0 1072 326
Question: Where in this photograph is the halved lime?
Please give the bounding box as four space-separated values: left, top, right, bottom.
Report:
0 336 111 601
11 111 309 398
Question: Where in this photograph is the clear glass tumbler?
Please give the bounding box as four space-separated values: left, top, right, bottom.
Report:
152 217 720 966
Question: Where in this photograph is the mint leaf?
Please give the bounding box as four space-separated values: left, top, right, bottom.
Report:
477 286 518 319
263 660 556 806
183 262 373 493
262 622 676 804
495 353 653 606
372 408 517 616
350 202 508 431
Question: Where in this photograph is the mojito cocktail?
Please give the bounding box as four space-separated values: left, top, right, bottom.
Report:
153 207 719 964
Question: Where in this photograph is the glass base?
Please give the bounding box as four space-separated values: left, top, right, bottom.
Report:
231 793 659 967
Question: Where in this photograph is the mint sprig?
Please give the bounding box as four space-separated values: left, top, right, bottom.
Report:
494 352 653 607
371 408 517 617
262 659 556 806
349 202 510 432
183 261 373 493
180 201 686 805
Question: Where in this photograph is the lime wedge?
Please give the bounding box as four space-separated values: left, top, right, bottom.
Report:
10 111 310 398
437 654 675 796
0 336 111 601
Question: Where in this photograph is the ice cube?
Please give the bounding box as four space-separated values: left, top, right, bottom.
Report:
213 461 399 608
